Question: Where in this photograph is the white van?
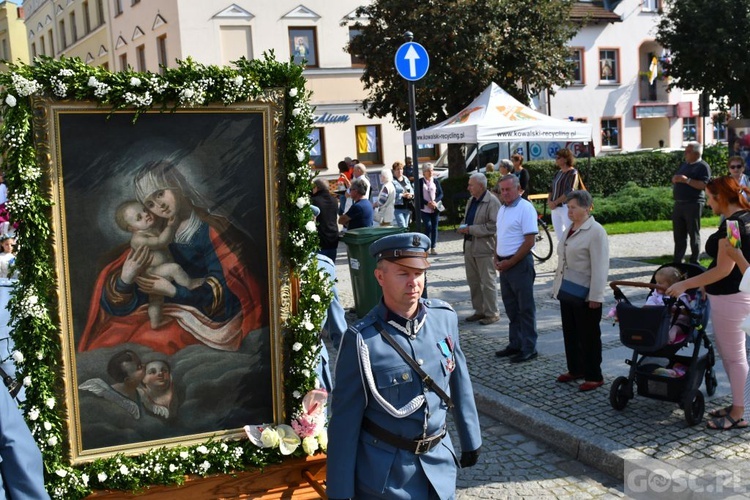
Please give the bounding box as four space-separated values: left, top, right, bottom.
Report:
432 141 593 174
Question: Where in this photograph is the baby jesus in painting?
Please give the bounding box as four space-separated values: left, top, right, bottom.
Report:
115 200 204 329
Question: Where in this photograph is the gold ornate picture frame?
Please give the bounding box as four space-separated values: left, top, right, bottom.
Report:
33 97 287 464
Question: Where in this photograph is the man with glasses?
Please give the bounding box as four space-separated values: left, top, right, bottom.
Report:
671 141 711 264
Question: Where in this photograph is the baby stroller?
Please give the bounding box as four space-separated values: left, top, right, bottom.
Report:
608 263 716 426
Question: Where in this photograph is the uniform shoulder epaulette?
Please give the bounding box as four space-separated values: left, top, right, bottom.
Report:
422 298 454 311
352 311 378 332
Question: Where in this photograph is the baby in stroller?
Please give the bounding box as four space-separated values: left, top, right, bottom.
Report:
608 266 692 345
646 266 691 345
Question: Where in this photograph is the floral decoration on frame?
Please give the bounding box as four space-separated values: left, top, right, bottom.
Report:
0 55 332 498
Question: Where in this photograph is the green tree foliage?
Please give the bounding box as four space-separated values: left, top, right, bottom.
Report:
347 0 578 175
657 0 750 115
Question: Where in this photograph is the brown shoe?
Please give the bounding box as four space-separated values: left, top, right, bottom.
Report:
430 248 438 255
579 380 604 392
556 373 584 383
465 313 485 322
479 315 500 325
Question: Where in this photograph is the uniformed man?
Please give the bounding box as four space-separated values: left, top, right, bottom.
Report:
327 233 481 500
0 382 49 498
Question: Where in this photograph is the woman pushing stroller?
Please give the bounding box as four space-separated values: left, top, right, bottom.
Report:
666 176 750 430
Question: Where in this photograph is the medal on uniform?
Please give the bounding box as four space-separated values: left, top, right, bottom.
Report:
437 338 455 372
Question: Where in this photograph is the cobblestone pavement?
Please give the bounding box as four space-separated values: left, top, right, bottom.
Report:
331 227 750 496
453 413 624 499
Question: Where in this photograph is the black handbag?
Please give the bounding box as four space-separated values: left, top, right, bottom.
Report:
557 278 590 306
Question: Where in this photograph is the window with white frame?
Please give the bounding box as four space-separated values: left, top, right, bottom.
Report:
713 115 727 142
601 118 621 148
309 128 326 169
567 48 584 84
642 0 661 12
349 28 365 67
355 125 383 165
599 49 618 83
683 117 698 142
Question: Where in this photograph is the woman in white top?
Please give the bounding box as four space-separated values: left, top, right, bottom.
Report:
375 167 396 226
419 163 444 255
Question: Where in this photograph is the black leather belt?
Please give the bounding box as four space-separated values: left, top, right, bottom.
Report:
363 418 446 455
496 254 513 261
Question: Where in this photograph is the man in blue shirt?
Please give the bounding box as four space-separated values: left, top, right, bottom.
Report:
338 178 373 230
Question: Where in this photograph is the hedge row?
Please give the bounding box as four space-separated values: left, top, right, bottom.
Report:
440 145 729 224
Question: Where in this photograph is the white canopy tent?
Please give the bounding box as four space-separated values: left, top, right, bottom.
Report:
403 82 592 145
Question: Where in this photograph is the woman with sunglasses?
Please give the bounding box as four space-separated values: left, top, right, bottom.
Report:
728 156 750 201
667 176 750 430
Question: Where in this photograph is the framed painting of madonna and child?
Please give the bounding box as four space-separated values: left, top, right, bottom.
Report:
34 98 287 463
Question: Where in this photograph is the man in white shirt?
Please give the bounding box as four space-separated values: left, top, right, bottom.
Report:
493 175 539 363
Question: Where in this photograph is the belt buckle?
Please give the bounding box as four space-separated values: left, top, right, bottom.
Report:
414 439 432 455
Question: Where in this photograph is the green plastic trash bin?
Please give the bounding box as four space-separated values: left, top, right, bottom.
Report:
341 226 406 317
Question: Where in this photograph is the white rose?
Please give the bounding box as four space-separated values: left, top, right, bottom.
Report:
46 397 55 409
302 435 319 455
292 342 302 351
55 469 67 478
28 295 37 305
88 76 98 87
316 429 328 452
11 351 23 363
47 435 58 446
296 197 308 208
81 473 89 486
179 451 189 459
36 351 43 360
292 107 302 117
5 94 16 107
43 421 52 431
288 172 297 181
260 427 280 448
97 472 107 482
169 464 177 473
130 77 141 87
289 88 298 97
23 376 31 387
311 294 321 303
296 150 306 162
119 464 129 475
28 408 39 420
233 75 244 86
183 88 195 98
196 445 208 454
304 321 314 331
305 220 316 232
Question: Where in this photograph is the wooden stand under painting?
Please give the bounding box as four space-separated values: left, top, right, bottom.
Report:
87 454 327 499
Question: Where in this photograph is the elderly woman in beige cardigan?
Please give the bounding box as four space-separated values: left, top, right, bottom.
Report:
552 190 609 392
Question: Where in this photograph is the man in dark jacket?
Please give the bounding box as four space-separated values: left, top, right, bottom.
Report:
312 178 340 262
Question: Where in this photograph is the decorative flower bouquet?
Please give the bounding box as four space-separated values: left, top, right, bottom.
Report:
244 388 328 456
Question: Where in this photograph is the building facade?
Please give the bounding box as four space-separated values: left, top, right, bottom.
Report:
0 0 30 71
550 0 722 154
14 1 724 175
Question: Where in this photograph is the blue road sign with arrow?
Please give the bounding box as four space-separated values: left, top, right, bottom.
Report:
394 42 430 81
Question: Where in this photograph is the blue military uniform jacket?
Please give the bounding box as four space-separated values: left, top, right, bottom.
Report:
315 254 347 392
0 385 49 499
327 299 481 499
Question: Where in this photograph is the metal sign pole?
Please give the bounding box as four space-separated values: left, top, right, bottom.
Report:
408 77 422 233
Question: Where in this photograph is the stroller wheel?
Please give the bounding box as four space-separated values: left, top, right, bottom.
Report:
610 376 632 411
705 370 718 396
682 389 705 426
